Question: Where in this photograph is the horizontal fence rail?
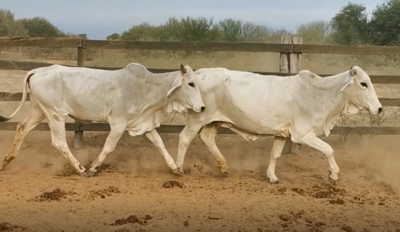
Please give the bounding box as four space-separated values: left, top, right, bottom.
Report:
1 91 399 106
1 60 400 84
2 37 400 54
0 123 399 135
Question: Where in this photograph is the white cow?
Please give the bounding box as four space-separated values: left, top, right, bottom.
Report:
175 66 382 184
0 63 205 177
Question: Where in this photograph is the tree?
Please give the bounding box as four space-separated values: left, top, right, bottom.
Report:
120 22 163 40
162 16 220 41
0 8 28 37
369 0 400 45
18 17 64 37
106 33 120 40
330 3 370 45
296 20 334 44
217 19 270 42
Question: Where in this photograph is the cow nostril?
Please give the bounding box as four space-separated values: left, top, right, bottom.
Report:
200 106 205 112
378 107 383 114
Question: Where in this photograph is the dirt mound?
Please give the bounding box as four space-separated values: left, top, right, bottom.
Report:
0 222 26 232
162 180 185 188
111 215 153 226
31 188 76 202
88 186 121 199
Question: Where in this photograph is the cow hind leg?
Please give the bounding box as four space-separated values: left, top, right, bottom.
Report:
266 136 287 184
199 122 229 176
1 106 45 171
46 113 88 176
176 122 204 175
88 123 126 174
144 129 181 175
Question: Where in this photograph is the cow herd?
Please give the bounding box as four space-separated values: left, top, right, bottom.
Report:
0 63 383 185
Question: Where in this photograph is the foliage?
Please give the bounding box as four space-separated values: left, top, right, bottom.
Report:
161 16 220 41
18 17 65 37
106 33 120 40
296 20 334 44
120 23 164 41
369 0 400 45
0 8 28 37
330 3 370 45
1 0 400 46
216 19 270 42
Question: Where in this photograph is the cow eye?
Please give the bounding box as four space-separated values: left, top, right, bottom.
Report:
360 82 368 88
188 82 195 88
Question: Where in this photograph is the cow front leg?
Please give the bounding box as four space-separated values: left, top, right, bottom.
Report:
199 122 229 176
88 124 126 174
266 136 287 184
300 132 340 185
144 129 182 175
176 123 203 175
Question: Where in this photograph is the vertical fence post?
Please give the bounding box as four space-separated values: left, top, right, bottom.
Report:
279 35 303 155
73 34 87 149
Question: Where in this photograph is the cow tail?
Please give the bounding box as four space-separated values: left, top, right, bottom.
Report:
0 70 36 122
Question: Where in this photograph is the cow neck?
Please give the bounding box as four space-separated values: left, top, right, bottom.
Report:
148 71 186 113
152 71 187 114
303 71 350 115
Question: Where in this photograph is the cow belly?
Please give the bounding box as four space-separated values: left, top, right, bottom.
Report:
216 110 292 137
126 109 165 136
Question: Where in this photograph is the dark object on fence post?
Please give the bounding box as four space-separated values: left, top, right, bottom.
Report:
279 35 303 155
73 34 87 149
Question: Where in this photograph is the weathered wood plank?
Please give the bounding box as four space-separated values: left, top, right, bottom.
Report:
0 38 400 54
2 60 400 84
0 122 78 131
2 61 397 83
0 123 400 135
294 44 400 55
0 59 55 70
73 34 87 149
2 90 399 107
84 40 293 52
0 37 82 48
83 40 400 55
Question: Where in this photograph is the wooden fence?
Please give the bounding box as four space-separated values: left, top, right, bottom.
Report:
1 35 400 149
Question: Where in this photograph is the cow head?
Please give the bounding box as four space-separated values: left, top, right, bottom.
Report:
339 66 382 115
167 64 205 113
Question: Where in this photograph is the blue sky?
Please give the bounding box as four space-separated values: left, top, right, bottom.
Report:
2 0 382 39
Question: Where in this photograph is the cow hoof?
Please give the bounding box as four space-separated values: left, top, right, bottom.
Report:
222 171 229 177
328 176 337 185
171 168 185 177
267 176 281 184
270 179 281 184
80 170 97 177
328 171 338 185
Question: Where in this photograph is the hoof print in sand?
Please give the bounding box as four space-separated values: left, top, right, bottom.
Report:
111 215 153 226
162 180 185 188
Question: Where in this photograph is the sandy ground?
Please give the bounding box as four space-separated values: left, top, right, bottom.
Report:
1 69 400 232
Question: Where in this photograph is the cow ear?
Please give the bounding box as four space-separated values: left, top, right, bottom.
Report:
167 75 183 97
339 75 354 93
180 64 187 74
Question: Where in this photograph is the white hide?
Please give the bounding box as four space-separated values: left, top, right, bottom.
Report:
176 66 382 184
0 63 204 176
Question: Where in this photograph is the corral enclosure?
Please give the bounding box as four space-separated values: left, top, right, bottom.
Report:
1 36 400 232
